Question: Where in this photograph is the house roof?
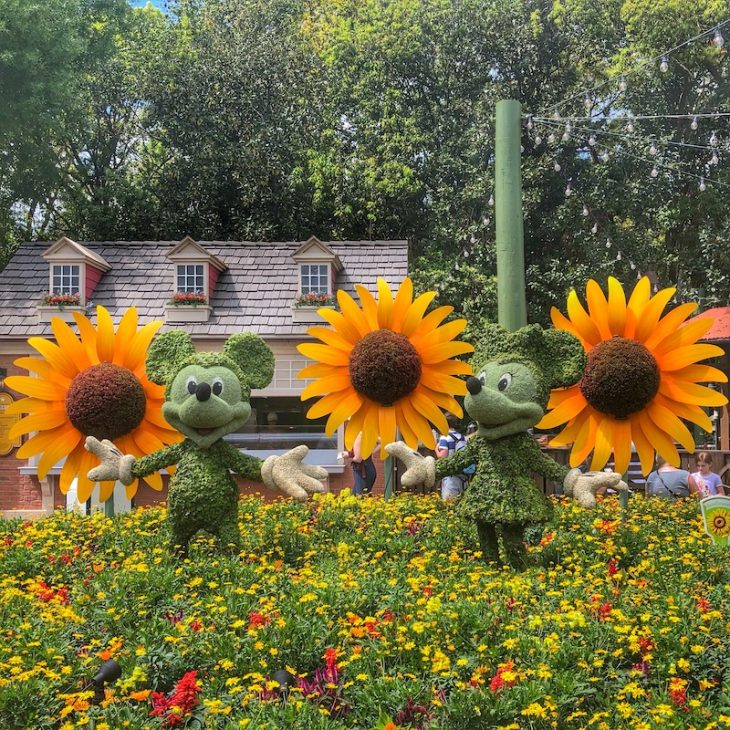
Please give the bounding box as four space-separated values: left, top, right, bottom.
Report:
0 240 409 339
694 306 730 343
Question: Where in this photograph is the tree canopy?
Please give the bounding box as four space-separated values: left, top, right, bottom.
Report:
1 0 728 321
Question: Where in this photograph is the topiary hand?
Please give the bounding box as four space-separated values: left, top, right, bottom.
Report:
385 441 436 489
85 436 136 486
564 468 629 508
261 445 329 501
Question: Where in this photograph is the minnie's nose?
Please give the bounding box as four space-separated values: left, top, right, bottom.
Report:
466 376 482 395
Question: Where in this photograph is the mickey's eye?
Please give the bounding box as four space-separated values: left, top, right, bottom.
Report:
186 376 198 394
212 377 224 396
497 373 512 391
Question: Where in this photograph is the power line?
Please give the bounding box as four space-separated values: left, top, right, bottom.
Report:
534 112 730 122
538 18 730 116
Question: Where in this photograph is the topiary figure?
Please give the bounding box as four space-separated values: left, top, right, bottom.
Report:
387 323 627 569
85 331 327 554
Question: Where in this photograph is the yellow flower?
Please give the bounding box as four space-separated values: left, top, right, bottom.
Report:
541 277 727 473
6 306 181 501
297 277 473 457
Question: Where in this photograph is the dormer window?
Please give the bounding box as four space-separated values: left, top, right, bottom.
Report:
301 263 330 295
51 264 81 296
176 263 205 294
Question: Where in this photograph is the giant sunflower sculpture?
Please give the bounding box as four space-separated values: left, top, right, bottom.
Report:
5 307 181 502
539 277 728 475
297 278 474 458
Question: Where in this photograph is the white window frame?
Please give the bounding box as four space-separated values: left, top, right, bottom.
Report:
175 263 207 295
299 263 331 295
49 262 84 302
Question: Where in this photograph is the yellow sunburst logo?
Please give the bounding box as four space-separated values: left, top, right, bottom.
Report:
540 277 728 474
6 307 182 502
297 278 474 458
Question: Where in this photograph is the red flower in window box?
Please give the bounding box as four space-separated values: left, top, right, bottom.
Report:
294 292 336 308
169 292 208 307
41 292 81 309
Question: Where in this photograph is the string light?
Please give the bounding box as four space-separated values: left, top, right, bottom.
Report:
649 142 658 156
591 222 598 234
616 251 622 261
584 92 592 109
535 134 543 145
710 151 719 165
526 115 534 130
660 56 669 72
691 116 699 130
565 182 573 197
619 76 627 92
552 108 561 120
714 29 725 48
600 150 610 162
699 176 707 192
627 116 635 133
582 204 589 216
606 237 612 248
588 134 597 146
562 123 572 142
709 131 719 146
650 165 659 177
547 132 556 144
488 194 494 207
630 261 636 270
553 160 562 171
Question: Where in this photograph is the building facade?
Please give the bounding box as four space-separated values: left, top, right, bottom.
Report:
0 236 408 517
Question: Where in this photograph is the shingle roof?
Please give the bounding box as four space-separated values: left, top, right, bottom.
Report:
0 240 409 339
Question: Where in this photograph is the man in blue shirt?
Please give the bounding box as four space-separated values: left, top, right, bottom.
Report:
436 414 468 500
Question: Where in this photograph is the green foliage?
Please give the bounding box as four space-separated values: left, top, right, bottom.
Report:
224 333 275 390
1 0 729 320
145 330 196 385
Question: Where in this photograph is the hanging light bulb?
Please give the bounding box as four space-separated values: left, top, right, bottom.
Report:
455 260 460 272
649 142 658 156
650 165 659 178
562 123 572 142
699 176 707 192
660 56 669 73
526 115 534 130
565 182 573 197
488 193 494 206
547 132 556 144
520 145 525 153
535 134 543 145
552 108 561 120
482 216 490 226
618 76 627 92
582 204 589 217
617 251 622 261
691 116 699 130
591 222 598 234
469 235 477 244
710 151 719 165
630 261 636 270
600 150 610 162
588 134 597 146
553 160 561 172
626 116 635 133
709 130 719 146
584 92 592 109
713 29 725 48
606 237 612 248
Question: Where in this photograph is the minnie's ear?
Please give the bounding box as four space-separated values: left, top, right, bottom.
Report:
542 329 586 389
146 330 196 385
224 333 275 390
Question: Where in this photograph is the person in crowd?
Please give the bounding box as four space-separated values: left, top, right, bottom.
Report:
690 451 725 497
339 432 377 496
646 456 697 500
435 413 468 500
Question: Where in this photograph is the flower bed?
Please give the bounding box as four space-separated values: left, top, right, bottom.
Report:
0 494 728 729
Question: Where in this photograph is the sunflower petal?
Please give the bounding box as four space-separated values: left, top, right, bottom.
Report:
637 410 679 466
26 338 78 378
538 392 587 430
550 307 585 345
305 326 355 352
324 391 363 436
307 391 349 420
401 291 437 337
37 427 81 480
337 289 370 337
634 286 676 342
545 385 580 410
647 400 695 452
297 362 342 380
410 389 448 436
124 320 163 371
143 470 163 491
17 426 73 459
59 444 85 495
589 417 613 471
95 306 115 362
567 289 602 346
298 343 350 367
420 387 463 418
654 393 713 432
410 306 455 340
653 318 714 356
547 413 584 447
419 341 474 364
112 308 139 365
390 278 414 333
344 403 368 451
400 397 437 447
376 278 395 329
13 357 71 386
98 481 116 502
76 450 97 503
73 311 101 366
395 402 419 449
569 411 597 468
9 409 69 439
359 404 380 459
659 377 728 406
300 372 353 400
51 317 90 372
419 369 468 396
430 360 473 376
411 319 468 351
658 344 725 371
4 376 68 402
315 307 362 344
354 284 379 330
612 420 632 476
631 417 656 476
643 302 698 350
125 479 141 500
606 277 627 335
378 406 397 455
585 279 611 340
671 364 727 384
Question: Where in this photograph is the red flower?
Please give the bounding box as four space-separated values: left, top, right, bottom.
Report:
489 662 517 693
696 597 711 613
608 558 618 576
189 619 202 632
150 670 201 727
597 601 612 620
248 611 271 629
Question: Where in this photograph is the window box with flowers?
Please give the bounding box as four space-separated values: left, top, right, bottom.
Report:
37 292 87 323
292 292 337 323
165 292 212 323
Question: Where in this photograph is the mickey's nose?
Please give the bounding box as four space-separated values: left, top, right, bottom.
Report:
196 382 211 402
466 376 482 395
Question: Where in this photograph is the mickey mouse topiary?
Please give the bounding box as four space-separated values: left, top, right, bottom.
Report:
85 331 328 554
387 323 627 570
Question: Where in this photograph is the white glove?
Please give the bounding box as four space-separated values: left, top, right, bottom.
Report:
384 441 436 489
261 445 329 501
85 436 136 486
564 468 629 509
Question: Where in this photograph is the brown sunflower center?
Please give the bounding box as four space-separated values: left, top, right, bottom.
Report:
349 330 422 406
65 363 146 441
579 337 660 420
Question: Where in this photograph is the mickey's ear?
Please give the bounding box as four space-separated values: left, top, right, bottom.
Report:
146 330 196 385
542 329 586 389
224 333 275 390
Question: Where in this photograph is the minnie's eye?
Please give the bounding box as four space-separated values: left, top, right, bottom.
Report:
479 374 486 385
212 378 223 396
186 376 198 394
497 373 512 391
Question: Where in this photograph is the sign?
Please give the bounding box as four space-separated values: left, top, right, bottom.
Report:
0 392 21 456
